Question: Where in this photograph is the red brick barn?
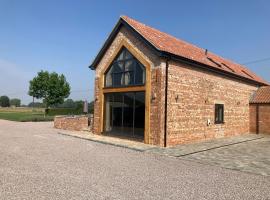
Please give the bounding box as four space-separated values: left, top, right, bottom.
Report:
250 86 270 135
89 16 268 147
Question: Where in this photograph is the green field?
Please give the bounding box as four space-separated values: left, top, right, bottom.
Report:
0 107 53 122
0 107 87 122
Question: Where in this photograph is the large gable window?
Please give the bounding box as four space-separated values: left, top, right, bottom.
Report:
105 48 146 87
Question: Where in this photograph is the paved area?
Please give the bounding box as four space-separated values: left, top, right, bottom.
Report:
1 120 270 199
147 134 264 156
59 127 270 177
182 136 270 176
146 134 270 176
57 128 156 152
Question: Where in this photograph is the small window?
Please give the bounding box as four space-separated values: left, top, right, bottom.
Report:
215 104 224 124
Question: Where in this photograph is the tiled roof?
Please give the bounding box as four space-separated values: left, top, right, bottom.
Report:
121 16 268 85
250 86 270 103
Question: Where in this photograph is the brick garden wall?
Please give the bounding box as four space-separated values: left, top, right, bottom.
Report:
166 60 258 146
54 115 91 131
250 104 270 134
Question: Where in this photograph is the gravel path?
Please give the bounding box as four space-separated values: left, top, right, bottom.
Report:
0 120 270 200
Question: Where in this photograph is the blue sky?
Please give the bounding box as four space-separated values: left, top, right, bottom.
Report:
0 0 269 104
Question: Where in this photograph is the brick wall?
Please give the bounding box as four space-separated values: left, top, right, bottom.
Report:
250 104 270 134
54 115 91 131
166 60 258 146
249 105 257 133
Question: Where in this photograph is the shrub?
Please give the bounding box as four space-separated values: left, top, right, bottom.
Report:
20 115 54 122
0 96 10 107
10 98 21 107
46 108 83 116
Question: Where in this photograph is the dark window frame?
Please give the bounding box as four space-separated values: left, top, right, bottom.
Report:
215 104 224 124
104 47 146 88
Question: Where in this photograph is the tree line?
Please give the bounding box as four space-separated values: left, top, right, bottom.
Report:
0 96 21 107
0 96 93 112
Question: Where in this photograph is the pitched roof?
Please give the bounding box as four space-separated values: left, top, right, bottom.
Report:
250 86 270 104
90 16 268 86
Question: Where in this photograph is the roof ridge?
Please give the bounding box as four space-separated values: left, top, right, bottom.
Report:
122 16 257 70
121 15 206 54
121 15 268 85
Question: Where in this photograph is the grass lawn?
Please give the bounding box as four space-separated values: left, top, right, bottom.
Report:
0 109 54 122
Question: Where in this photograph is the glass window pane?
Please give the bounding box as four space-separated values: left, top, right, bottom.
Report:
113 73 123 86
125 60 134 71
215 104 224 123
112 62 124 73
105 48 145 88
125 50 133 59
135 63 145 85
117 50 125 61
124 72 134 85
105 67 113 87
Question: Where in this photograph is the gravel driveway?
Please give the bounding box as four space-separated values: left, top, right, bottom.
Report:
0 120 270 200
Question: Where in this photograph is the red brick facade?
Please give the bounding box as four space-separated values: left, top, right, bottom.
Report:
250 104 270 134
166 61 258 146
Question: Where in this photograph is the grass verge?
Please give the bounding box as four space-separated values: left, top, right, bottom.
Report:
0 112 54 122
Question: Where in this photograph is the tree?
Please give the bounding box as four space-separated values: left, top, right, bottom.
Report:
59 99 75 108
88 101 94 114
10 98 21 107
0 96 10 107
28 102 45 108
28 71 71 108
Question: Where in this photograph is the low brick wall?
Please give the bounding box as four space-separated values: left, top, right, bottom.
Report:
54 115 93 131
250 104 270 134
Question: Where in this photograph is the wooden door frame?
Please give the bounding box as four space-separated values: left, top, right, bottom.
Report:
98 39 151 144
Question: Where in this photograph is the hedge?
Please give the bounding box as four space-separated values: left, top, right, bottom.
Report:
46 108 84 116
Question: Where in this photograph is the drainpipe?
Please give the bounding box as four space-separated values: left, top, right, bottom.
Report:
164 59 169 147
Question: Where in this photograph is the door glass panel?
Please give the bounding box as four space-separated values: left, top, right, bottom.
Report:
123 93 134 136
104 92 145 139
134 92 145 136
111 93 123 133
